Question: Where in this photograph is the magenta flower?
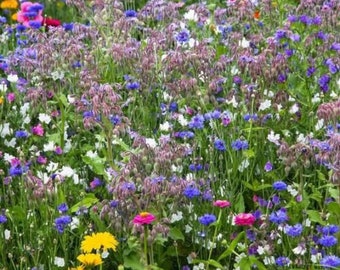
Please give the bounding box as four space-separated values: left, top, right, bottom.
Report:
133 212 156 225
32 124 44 136
17 2 44 28
234 213 256 226
213 200 231 208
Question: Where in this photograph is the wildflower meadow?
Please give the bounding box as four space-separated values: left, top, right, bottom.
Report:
0 0 339 269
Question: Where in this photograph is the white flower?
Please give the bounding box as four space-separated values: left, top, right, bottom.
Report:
7 74 18 83
289 103 299 114
145 138 157 148
37 171 50 184
4 138 16 148
304 218 311 227
38 113 52 124
315 119 324 131
312 93 321 104
51 70 65 81
238 159 249 172
4 229 10 240
226 95 239 108
259 99 271 111
263 256 275 265
46 162 59 173
44 141 55 152
239 37 250 48
293 245 306 255
4 153 15 162
287 185 298 197
170 211 183 223
0 123 12 138
296 133 307 143
177 114 188 126
0 82 7 92
20 102 30 116
264 89 275 97
67 95 76 104
267 130 280 145
58 166 74 178
54 257 65 267
311 253 322 263
183 10 198 21
185 224 192 233
70 217 80 230
159 121 171 132
86 150 98 158
101 250 109 259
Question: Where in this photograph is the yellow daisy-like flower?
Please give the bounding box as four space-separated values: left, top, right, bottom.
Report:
68 266 85 270
0 0 18 9
0 97 4 105
77 253 102 267
11 12 17 21
81 232 119 253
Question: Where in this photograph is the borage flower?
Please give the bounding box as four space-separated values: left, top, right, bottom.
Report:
133 212 156 225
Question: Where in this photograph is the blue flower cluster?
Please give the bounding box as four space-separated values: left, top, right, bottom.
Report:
198 214 216 226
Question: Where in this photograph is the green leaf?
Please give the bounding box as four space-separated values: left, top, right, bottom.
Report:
123 253 145 270
169 227 185 241
218 231 245 261
317 170 326 181
239 256 252 270
243 149 255 159
58 93 69 107
82 155 105 175
249 256 267 270
306 210 325 225
234 195 245 213
327 202 340 216
70 193 99 213
329 188 339 200
192 259 223 269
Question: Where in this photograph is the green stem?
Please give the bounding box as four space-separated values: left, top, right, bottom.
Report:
144 226 149 267
207 209 222 270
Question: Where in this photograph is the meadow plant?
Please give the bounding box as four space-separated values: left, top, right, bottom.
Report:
0 0 339 269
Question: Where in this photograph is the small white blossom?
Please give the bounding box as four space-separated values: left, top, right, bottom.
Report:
170 211 183 223
159 121 171 132
267 130 280 145
263 256 275 265
238 159 249 172
0 123 12 138
289 103 299 114
287 185 299 197
259 99 271 111
4 229 10 240
7 74 18 83
239 37 250 48
145 138 157 148
20 102 30 116
38 113 52 124
312 93 321 104
183 10 198 21
177 114 188 126
44 141 56 152
315 119 324 131
54 257 65 267
4 138 16 148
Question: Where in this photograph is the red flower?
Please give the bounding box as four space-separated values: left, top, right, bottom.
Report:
213 200 231 208
133 212 156 225
234 213 256 226
42 17 61 27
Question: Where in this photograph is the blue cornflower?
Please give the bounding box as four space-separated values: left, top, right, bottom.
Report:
316 31 327 41
211 110 221 119
125 9 137 18
246 229 257 241
330 42 340 51
318 235 338 247
57 203 69 213
320 255 340 269
318 74 331 92
0 214 7 224
109 200 119 208
188 114 205 129
28 3 44 12
9 166 23 176
273 181 287 191
83 111 94 118
28 21 42 29
15 130 28 138
176 131 194 139
214 139 226 151
202 190 213 201
299 15 312 25
198 214 216 226
126 81 140 90
183 186 200 199
176 29 190 43
169 102 178 112
0 16 6 24
306 66 316 77
63 23 74 31
275 29 286 40
321 225 339 235
312 16 322 25
109 115 121 125
275 256 291 267
54 215 72 233
269 208 289 224
285 223 303 237
231 139 248 151
272 195 280 205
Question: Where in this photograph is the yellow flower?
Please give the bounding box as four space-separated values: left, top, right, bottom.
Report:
77 253 102 267
0 0 18 9
11 12 17 20
81 232 119 253
0 97 3 105
69 267 85 270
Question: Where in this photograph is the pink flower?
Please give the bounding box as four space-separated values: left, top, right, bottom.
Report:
213 200 231 208
133 212 156 225
17 2 44 28
6 93 15 103
234 213 256 226
32 124 44 136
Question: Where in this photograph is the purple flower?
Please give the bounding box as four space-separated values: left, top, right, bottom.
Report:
269 208 289 224
176 131 194 139
54 215 72 233
275 29 286 40
330 42 340 51
321 225 339 235
198 214 216 226
188 114 205 129
90 177 102 189
57 203 69 214
318 235 338 247
306 66 316 77
299 15 312 25
176 29 190 43
273 181 287 191
126 81 140 90
231 139 248 151
15 130 28 138
264 161 273 172
246 229 257 241
320 255 340 269
316 31 328 41
183 186 200 199
276 256 291 267
285 223 303 237
0 214 7 224
125 9 137 18
214 139 226 151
